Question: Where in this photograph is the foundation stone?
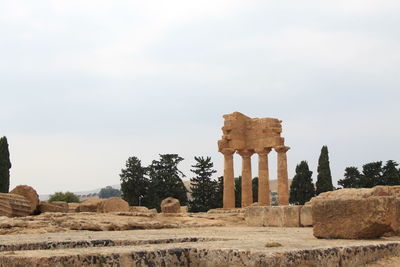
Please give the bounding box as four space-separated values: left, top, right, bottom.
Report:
300 205 313 227
245 205 301 227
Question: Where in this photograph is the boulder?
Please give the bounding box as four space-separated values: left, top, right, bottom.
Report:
77 198 103 212
0 193 31 217
245 206 301 227
39 202 68 213
161 197 180 213
10 185 39 214
311 186 400 239
97 198 129 213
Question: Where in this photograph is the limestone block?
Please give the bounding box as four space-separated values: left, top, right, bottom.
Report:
67 203 80 212
309 186 400 238
245 206 301 227
300 205 313 227
161 197 180 213
180 206 188 213
0 193 31 217
10 185 39 214
312 196 400 239
129 206 150 212
97 198 129 213
77 198 103 212
39 202 68 213
51 201 69 210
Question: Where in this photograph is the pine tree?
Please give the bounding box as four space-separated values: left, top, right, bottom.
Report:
146 154 188 210
338 167 362 188
189 156 217 212
361 161 383 187
0 137 11 193
120 156 149 206
382 160 400 185
316 146 334 195
289 161 315 205
214 176 224 209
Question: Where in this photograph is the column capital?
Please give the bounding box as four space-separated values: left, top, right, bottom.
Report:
255 147 272 156
221 148 235 155
274 146 290 153
237 149 254 158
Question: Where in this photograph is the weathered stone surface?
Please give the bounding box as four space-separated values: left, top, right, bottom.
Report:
0 227 398 267
51 201 68 210
129 206 149 212
245 205 301 227
10 185 39 214
311 186 400 239
300 205 313 227
77 198 102 212
180 206 188 213
0 193 31 217
67 202 79 212
39 202 68 213
97 198 129 213
0 211 230 235
161 197 180 213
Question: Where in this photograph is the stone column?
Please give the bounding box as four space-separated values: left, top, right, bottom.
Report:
238 149 254 208
222 148 235 209
275 146 290 205
255 148 272 206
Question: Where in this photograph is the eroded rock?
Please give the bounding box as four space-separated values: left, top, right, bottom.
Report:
39 202 68 213
161 197 180 214
77 198 103 212
311 186 400 239
97 198 129 213
10 185 39 214
0 193 31 217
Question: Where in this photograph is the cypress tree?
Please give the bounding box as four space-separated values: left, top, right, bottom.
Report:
0 137 11 193
189 156 217 212
289 161 315 205
316 146 334 195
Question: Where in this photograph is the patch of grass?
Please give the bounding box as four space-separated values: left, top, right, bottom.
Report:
265 242 282 248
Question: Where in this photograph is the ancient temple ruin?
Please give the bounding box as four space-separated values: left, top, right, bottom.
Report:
218 112 290 208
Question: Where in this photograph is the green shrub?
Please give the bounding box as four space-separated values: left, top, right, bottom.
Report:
48 191 80 203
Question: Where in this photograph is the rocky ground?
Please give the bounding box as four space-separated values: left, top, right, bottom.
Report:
0 210 245 235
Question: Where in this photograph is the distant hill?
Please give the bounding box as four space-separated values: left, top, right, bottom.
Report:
40 179 292 201
39 184 121 201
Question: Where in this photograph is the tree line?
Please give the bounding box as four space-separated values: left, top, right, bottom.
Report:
120 154 224 212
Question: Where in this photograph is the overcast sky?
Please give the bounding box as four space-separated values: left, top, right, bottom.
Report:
1 1 400 194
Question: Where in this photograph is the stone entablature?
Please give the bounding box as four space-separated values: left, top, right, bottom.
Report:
218 112 290 208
